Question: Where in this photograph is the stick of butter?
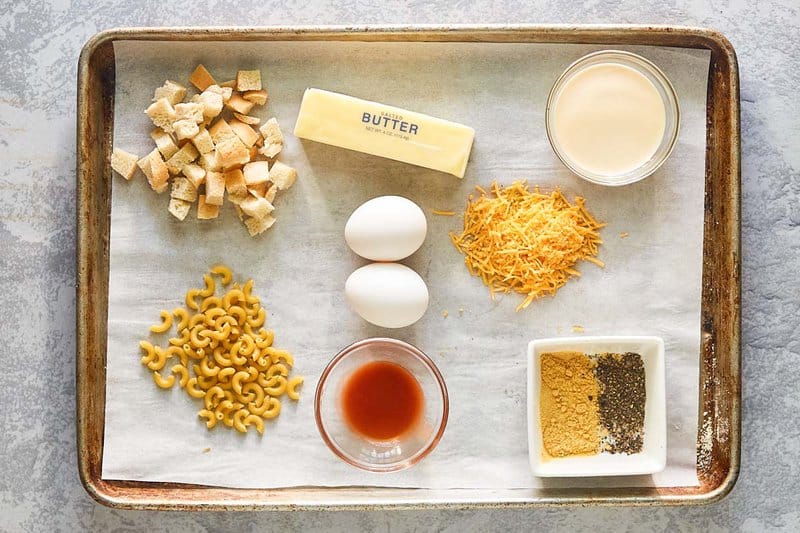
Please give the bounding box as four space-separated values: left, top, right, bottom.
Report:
293 88 475 178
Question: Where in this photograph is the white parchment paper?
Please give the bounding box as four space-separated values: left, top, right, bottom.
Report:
103 40 709 490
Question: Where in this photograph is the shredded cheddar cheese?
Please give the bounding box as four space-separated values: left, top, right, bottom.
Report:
432 209 456 216
450 181 604 311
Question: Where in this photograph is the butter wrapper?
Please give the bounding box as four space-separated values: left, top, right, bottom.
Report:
294 88 474 178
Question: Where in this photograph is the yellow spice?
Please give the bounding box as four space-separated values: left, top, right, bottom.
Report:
540 351 600 458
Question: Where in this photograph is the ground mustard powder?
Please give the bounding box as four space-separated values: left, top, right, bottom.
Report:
540 352 601 458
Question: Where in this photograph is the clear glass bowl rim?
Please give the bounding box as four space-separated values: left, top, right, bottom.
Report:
314 337 450 473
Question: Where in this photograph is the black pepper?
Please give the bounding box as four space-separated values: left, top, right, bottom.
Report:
595 352 646 454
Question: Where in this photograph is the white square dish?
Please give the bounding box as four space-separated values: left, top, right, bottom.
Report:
528 336 667 477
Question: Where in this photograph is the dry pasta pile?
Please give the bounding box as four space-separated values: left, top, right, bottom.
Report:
450 181 604 311
139 264 303 435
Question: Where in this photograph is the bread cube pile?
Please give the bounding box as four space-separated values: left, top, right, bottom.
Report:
110 65 297 236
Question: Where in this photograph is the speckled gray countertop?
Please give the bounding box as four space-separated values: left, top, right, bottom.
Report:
1 0 798 531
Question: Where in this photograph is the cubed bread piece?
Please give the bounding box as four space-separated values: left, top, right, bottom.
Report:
191 128 215 154
258 118 284 158
268 161 297 190
240 195 275 220
248 181 267 197
150 129 179 159
198 151 222 172
216 136 251 170
197 195 219 219
148 151 170 193
170 176 197 202
137 153 153 181
173 119 200 141
228 190 248 205
224 168 248 197
220 79 237 88
242 90 268 105
251 182 277 203
153 80 187 105
204 171 225 206
138 149 169 193
206 84 233 102
226 93 255 115
236 70 262 91
208 118 237 145
174 102 205 124
182 163 206 188
258 143 282 159
145 98 176 133
165 143 199 175
189 64 216 91
168 198 192 220
259 118 284 145
242 160 270 186
111 148 139 180
264 183 277 203
229 119 259 147
197 90 224 119
248 145 259 160
233 112 260 125
244 214 276 237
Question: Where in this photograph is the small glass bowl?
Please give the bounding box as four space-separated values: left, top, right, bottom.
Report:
314 338 449 473
545 50 681 186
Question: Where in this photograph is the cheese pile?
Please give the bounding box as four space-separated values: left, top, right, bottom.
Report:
450 181 604 311
110 65 296 236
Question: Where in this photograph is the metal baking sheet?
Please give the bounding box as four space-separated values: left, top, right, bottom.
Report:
76 25 740 509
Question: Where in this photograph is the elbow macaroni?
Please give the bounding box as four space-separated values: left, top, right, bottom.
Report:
198 409 217 429
287 376 304 401
185 288 201 310
171 364 190 387
199 274 216 297
261 397 281 419
199 357 220 377
200 296 222 311
153 371 175 388
139 340 156 365
138 265 303 435
150 310 173 333
264 376 287 396
210 264 232 285
146 346 168 371
173 307 189 331
168 328 190 347
232 409 250 433
267 363 288 380
165 345 188 367
244 414 264 434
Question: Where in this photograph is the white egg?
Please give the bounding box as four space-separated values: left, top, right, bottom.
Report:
345 263 429 328
345 196 427 261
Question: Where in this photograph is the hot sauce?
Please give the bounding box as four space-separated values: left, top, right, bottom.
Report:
341 360 424 441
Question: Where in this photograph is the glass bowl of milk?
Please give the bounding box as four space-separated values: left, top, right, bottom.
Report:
546 50 680 186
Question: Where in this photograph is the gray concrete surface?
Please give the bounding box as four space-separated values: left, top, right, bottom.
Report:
1 0 798 531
